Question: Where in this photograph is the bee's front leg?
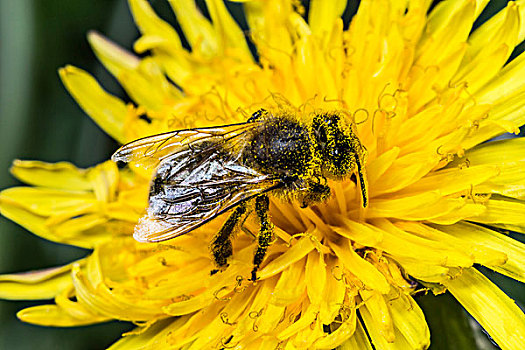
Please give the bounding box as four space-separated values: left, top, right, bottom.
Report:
298 178 331 208
210 202 248 275
251 195 273 281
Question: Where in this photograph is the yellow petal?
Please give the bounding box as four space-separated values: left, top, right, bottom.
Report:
72 264 163 321
87 31 139 75
450 138 525 198
0 193 109 248
395 259 449 282
10 160 92 190
338 318 373 349
0 263 77 300
370 152 439 196
330 240 390 294
314 307 356 349
444 268 525 350
467 198 525 225
204 0 252 59
398 164 499 196
389 294 430 349
59 65 127 143
477 49 525 104
270 259 306 307
435 222 525 282
366 147 400 187
308 0 347 37
168 0 218 55
108 319 177 350
258 236 315 279
359 302 412 349
464 1 520 64
360 290 395 343
128 0 182 52
88 33 182 112
396 221 507 267
452 43 512 94
416 0 474 67
17 304 110 327
462 93 525 148
181 287 256 349
278 303 318 341
319 258 346 325
305 251 326 305
335 218 472 269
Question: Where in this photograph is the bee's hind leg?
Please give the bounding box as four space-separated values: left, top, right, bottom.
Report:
250 195 273 282
210 202 248 276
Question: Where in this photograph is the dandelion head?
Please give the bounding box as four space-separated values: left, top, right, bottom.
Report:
1 1 525 349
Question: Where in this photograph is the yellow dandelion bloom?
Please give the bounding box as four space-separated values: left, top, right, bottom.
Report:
1 0 525 349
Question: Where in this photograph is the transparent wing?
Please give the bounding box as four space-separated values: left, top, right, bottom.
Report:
134 141 280 242
111 122 254 170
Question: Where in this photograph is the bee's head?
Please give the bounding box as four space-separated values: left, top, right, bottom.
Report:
312 113 368 206
312 113 366 179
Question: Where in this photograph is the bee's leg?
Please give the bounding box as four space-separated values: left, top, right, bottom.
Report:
298 179 331 208
210 202 248 275
251 194 273 281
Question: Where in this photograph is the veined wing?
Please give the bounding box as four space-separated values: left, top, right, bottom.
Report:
134 143 280 242
111 122 255 170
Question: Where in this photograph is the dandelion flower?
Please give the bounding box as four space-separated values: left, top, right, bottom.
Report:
1 0 525 349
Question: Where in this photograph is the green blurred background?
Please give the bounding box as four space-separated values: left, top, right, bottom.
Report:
0 0 523 349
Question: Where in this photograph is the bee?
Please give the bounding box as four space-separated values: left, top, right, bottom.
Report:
112 109 368 281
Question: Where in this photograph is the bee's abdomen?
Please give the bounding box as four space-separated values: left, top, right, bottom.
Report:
246 117 312 176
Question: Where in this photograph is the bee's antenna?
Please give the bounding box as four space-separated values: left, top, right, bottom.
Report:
354 154 368 208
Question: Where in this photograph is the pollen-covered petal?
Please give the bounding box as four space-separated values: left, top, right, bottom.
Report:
0 263 77 300
444 268 525 350
59 65 128 143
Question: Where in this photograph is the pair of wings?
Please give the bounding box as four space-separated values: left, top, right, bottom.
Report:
112 122 279 242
